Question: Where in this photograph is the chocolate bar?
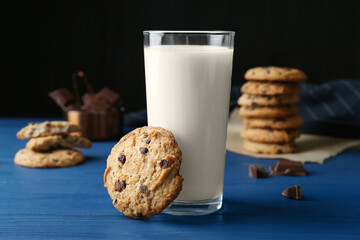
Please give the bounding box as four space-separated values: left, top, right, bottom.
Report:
269 160 306 176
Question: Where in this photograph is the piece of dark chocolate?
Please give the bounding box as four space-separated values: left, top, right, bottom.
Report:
249 164 268 178
49 88 76 110
269 160 306 176
282 185 302 200
81 93 111 111
96 87 120 106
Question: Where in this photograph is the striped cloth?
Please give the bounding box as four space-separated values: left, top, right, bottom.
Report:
125 80 360 138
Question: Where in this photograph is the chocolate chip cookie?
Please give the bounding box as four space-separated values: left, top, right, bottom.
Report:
238 94 299 106
14 148 84 168
239 105 297 118
243 115 304 129
243 140 298 154
26 135 92 152
244 66 308 82
240 127 300 143
241 81 301 96
104 126 183 219
16 121 81 139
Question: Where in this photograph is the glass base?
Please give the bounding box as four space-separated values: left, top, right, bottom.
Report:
163 194 223 216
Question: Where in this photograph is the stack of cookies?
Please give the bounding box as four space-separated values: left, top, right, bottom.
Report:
14 121 92 168
238 66 307 154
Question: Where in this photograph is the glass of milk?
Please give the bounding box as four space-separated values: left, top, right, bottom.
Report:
143 31 235 215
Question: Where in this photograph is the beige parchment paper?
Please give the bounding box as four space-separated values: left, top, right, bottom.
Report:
226 108 360 163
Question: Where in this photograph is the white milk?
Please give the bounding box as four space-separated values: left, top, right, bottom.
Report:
144 45 233 201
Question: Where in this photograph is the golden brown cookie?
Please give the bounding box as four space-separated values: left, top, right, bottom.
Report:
244 66 307 82
104 126 183 220
243 140 298 154
16 121 81 139
26 135 92 152
238 94 299 106
240 128 300 143
241 81 300 96
243 115 304 129
239 105 297 118
14 148 84 168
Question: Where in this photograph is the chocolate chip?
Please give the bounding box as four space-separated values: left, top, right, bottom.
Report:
67 152 72 155
144 132 148 137
277 149 283 154
262 91 266 94
160 159 168 169
118 154 126 164
264 126 273 131
285 68 291 72
59 133 67 139
140 147 148 154
46 123 51 127
52 158 58 162
140 185 148 193
258 151 263 154
266 69 270 74
266 95 272 100
114 199 118 204
251 102 257 107
145 139 151 144
115 180 126 192
136 213 144 218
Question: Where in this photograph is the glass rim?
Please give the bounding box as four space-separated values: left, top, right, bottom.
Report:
143 30 235 35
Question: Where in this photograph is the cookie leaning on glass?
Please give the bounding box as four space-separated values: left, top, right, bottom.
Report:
238 66 307 154
14 121 91 168
104 126 183 220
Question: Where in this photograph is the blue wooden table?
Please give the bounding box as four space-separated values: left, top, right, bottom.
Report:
1 118 359 239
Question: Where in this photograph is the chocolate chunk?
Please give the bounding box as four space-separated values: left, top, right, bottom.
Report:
277 149 283 154
49 88 76 111
269 160 306 176
144 132 148 137
59 133 67 139
139 185 147 193
67 152 73 155
282 185 302 200
118 154 126 164
266 95 272 100
145 139 151 144
114 199 118 204
160 159 168 169
115 180 126 192
140 147 148 154
248 164 268 178
81 93 111 111
251 102 257 107
96 87 120 106
46 123 51 127
136 213 144 218
52 158 58 162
